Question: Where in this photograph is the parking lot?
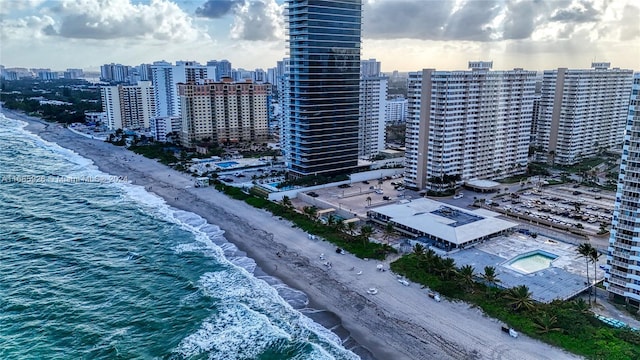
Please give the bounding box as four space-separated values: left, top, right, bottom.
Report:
486 184 615 235
292 175 411 218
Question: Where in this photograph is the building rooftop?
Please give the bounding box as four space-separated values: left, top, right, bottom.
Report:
370 198 517 245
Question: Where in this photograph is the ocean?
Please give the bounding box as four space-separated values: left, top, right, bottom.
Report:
0 113 360 360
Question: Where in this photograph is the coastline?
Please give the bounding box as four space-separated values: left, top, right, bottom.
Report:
4 109 583 360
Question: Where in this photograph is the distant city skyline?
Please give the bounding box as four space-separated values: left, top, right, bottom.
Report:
1 0 638 72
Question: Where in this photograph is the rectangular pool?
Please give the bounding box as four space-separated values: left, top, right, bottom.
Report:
216 161 239 168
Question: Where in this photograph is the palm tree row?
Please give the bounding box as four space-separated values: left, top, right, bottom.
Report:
393 246 640 358
576 242 601 305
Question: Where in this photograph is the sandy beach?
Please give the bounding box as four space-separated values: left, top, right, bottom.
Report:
6 109 582 360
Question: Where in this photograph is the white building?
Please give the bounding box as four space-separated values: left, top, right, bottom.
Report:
359 75 387 159
100 63 130 83
534 63 634 165
84 112 107 125
367 198 517 250
101 81 155 130
605 72 640 310
150 61 216 118
404 61 537 190
361 58 381 77
385 97 408 124
150 116 181 142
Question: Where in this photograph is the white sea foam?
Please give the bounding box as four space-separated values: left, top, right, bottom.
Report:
228 256 257 273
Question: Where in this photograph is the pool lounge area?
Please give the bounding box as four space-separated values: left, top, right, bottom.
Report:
449 233 604 302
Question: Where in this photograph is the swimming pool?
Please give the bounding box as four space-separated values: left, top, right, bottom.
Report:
507 250 558 274
216 161 239 168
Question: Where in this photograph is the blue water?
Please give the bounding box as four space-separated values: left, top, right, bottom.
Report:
216 161 239 168
0 113 359 360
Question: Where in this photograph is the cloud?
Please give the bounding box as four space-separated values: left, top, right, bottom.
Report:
195 0 245 18
362 0 451 40
0 0 46 15
619 4 640 40
230 0 284 41
0 15 55 40
501 0 541 40
362 0 612 42
549 0 601 22
38 0 205 41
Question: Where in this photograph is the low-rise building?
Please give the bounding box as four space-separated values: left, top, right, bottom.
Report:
367 198 517 250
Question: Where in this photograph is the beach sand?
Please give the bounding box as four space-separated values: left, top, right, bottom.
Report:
8 110 582 360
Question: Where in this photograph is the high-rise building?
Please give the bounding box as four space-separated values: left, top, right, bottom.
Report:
404 61 537 190
534 63 634 165
385 97 408 124
64 68 84 79
100 63 131 83
137 64 152 81
150 116 182 142
361 58 381 77
206 60 232 81
151 60 216 118
359 72 387 159
285 0 362 177
100 81 155 130
605 73 640 309
38 71 59 80
178 79 270 148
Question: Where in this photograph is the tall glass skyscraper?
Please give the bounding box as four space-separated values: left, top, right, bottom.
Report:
285 0 362 177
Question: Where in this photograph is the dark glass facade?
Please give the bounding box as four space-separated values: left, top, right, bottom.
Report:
286 0 362 176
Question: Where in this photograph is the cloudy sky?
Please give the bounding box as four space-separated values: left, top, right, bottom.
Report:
0 0 638 72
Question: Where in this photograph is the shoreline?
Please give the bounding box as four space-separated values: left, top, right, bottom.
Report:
3 109 583 360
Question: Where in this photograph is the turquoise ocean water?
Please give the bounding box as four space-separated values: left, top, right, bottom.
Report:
0 113 359 360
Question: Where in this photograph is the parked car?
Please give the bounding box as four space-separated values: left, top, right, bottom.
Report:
375 189 384 195
453 193 463 199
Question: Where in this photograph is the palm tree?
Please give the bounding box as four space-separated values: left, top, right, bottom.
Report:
303 206 317 219
382 223 396 244
439 258 457 281
413 243 425 256
326 214 336 228
482 266 501 288
335 219 346 233
359 225 373 246
423 249 439 272
577 243 595 305
459 265 476 292
365 196 372 207
281 195 293 209
590 247 602 304
533 312 561 334
572 298 592 315
504 285 535 312
346 221 356 236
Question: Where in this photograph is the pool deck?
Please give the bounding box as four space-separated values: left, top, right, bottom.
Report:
449 233 606 302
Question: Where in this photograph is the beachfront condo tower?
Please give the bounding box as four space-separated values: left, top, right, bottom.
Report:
151 61 217 119
101 81 156 130
178 79 270 148
533 63 633 165
284 0 362 177
404 61 537 191
359 67 387 159
605 73 640 310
